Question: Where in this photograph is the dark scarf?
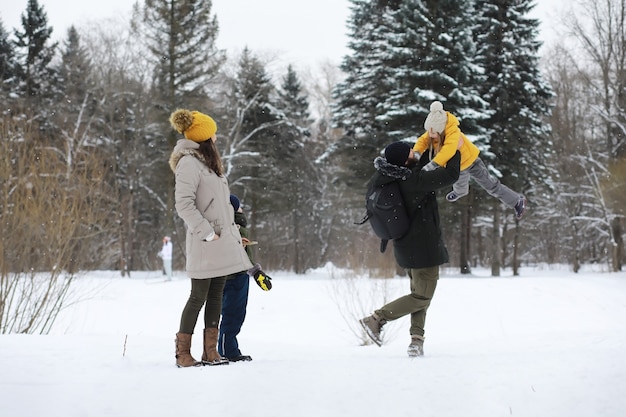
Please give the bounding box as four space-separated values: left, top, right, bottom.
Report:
373 156 413 180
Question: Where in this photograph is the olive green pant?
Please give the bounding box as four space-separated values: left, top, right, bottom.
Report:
375 266 439 337
179 277 226 334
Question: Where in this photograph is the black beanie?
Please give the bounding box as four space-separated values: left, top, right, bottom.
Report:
384 142 411 166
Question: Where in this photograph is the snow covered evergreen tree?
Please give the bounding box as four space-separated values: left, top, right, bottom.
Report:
474 0 554 274
378 0 489 141
475 0 553 193
332 0 488 186
276 65 319 272
279 65 311 129
331 0 395 190
219 49 284 242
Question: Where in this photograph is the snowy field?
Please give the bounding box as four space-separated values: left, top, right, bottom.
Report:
1 264 625 417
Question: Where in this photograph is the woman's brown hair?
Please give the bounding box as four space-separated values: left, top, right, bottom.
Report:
198 139 224 177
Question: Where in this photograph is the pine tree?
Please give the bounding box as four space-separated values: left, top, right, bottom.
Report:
219 51 318 270
278 65 311 128
411 0 489 137
223 49 283 232
475 0 553 189
330 0 397 190
132 0 224 236
217 49 272 227
12 0 58 102
54 26 97 179
333 0 395 140
133 0 223 128
276 65 317 273
0 19 16 97
331 0 489 187
58 26 93 106
474 0 554 274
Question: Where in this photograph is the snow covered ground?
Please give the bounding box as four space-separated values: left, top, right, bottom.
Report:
2 264 625 417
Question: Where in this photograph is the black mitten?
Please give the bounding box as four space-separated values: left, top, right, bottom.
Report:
247 263 272 291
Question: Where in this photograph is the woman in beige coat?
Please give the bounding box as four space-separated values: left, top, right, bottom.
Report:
168 109 253 368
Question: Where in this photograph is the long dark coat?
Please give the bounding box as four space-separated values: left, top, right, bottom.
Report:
368 151 461 269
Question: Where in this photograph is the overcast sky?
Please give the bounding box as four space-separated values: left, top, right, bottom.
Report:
2 0 563 69
1 0 352 69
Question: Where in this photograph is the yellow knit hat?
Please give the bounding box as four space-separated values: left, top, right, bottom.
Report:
169 109 217 142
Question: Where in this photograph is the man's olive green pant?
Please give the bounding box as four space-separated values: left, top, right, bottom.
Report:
179 277 226 334
375 266 439 337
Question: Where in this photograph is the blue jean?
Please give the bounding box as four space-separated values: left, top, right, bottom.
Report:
218 271 250 358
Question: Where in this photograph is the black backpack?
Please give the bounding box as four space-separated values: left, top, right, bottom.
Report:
357 179 413 253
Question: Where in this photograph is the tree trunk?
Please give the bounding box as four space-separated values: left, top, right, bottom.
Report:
612 217 623 272
491 201 501 277
459 196 472 274
571 221 580 273
293 209 302 274
512 220 520 276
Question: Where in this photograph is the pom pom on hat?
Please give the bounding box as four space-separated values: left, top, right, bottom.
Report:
423 101 448 134
169 109 217 142
230 194 241 212
384 141 411 167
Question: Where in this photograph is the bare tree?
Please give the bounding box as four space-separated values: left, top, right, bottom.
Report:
564 0 626 271
327 267 401 346
0 116 112 334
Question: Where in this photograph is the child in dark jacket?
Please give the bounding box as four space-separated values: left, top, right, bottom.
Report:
218 195 271 362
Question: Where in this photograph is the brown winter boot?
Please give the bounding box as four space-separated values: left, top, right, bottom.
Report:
359 312 387 347
407 335 425 357
175 332 201 368
201 328 229 366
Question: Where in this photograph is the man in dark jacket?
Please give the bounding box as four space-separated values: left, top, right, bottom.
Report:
360 141 461 357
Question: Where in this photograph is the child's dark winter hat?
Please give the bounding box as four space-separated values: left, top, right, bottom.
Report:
230 194 241 212
384 141 411 166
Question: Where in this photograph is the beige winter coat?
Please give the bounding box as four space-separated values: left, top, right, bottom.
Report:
169 139 252 279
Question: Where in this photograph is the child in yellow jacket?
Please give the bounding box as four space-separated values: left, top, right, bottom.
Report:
414 101 527 219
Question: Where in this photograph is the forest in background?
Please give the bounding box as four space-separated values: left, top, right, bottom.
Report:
1 0 625 280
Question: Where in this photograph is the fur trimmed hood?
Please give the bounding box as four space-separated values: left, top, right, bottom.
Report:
168 139 206 173
373 156 412 181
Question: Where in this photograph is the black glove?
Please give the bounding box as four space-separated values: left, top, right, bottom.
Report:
247 263 272 291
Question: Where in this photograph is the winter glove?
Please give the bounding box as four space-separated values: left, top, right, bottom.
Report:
421 161 439 172
248 263 272 291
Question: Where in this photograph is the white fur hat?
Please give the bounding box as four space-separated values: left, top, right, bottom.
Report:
423 101 448 134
